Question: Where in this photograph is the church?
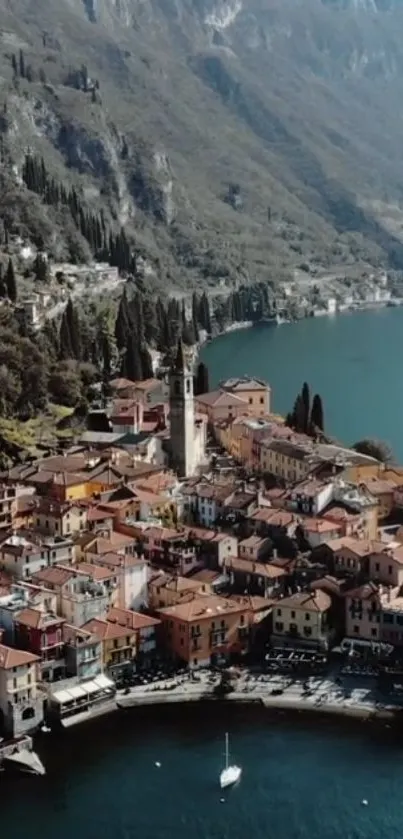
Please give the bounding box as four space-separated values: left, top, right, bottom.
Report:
169 338 207 478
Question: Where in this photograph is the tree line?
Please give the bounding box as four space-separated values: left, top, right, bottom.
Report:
286 382 325 436
22 154 133 271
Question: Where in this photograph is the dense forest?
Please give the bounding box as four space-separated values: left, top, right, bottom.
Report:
0 262 283 421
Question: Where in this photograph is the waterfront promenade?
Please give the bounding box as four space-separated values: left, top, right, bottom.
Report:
115 668 401 722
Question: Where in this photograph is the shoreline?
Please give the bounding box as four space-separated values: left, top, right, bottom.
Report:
52 673 403 732
199 298 401 352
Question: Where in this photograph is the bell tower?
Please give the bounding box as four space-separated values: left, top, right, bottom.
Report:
169 338 195 477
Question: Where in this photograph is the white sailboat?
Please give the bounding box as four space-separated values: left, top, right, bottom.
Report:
219 732 242 789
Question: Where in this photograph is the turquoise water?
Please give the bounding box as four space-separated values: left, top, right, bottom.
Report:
2 707 403 839
200 308 403 458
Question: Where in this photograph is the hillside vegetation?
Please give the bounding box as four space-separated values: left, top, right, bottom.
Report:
0 0 403 287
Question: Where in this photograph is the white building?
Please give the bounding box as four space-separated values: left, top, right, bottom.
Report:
0 644 44 736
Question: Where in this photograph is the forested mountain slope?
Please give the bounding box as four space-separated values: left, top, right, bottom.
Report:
1 0 403 287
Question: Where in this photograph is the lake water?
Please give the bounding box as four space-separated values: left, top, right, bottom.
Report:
200 308 403 460
2 706 403 839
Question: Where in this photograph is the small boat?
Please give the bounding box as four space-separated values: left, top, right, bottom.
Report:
219 732 241 789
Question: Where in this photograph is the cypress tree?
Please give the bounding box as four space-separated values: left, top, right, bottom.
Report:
33 254 48 283
139 345 153 380
123 333 142 381
310 394 324 433
291 395 306 434
5 257 17 302
192 292 199 341
301 382 310 434
194 362 209 396
19 50 25 79
101 333 111 382
11 54 17 76
115 292 131 351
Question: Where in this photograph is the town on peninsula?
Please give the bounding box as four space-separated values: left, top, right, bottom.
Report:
1 322 403 775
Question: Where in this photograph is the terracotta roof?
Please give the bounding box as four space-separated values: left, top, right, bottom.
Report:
361 478 397 495
15 607 65 629
250 508 294 527
158 594 249 622
345 582 379 601
225 556 286 579
31 567 75 587
109 378 137 391
220 376 269 392
63 624 98 644
303 517 342 534
81 617 133 641
0 643 39 669
75 562 117 581
107 607 160 631
239 535 270 548
325 536 373 557
195 390 248 408
277 589 331 612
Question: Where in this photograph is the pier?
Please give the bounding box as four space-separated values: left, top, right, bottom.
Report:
0 735 45 776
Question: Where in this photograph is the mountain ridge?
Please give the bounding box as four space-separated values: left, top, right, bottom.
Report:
1 0 403 288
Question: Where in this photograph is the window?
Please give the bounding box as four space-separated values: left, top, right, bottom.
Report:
277 608 282 617
174 381 181 396
303 626 312 637
353 625 360 634
240 614 245 625
291 611 295 619
375 562 380 572
305 613 310 621
249 398 253 405
186 379 191 394
274 621 283 631
371 628 377 637
260 397 264 404
388 565 392 575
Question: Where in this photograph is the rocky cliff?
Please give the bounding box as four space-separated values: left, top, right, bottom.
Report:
1 0 403 287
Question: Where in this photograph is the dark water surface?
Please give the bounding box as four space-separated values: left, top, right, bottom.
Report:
2 706 403 839
201 308 403 458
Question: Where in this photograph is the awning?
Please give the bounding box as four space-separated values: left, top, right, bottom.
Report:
52 689 74 704
94 674 114 690
83 680 101 694
67 685 87 699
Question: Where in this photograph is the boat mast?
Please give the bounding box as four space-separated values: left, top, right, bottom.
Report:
225 732 229 769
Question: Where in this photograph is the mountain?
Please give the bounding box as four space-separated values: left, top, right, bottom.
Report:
2 0 403 289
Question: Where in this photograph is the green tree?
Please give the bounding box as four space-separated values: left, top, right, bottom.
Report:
48 360 82 406
310 394 324 433
33 254 48 283
301 381 310 434
123 333 142 381
352 439 393 464
5 258 17 302
139 345 153 380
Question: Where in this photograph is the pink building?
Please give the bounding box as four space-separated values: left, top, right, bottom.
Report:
344 582 381 642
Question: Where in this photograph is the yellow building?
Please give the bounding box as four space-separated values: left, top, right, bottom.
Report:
272 590 332 649
81 617 136 678
34 498 88 537
361 477 397 521
220 377 271 416
260 439 311 482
